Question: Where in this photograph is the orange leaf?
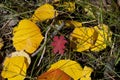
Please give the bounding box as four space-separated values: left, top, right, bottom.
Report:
37 69 71 80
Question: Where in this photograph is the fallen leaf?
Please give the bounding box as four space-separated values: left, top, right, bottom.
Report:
48 60 83 80
84 5 95 18
90 24 112 51
52 0 75 12
0 38 3 50
12 19 44 54
11 50 31 65
37 69 71 80
63 2 75 12
1 54 30 80
31 3 58 22
70 27 95 52
70 24 112 52
65 20 82 28
51 36 67 55
80 66 93 80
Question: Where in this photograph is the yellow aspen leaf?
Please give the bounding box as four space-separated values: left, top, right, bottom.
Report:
31 4 58 22
90 24 112 51
48 60 83 80
63 2 75 12
12 19 44 54
11 51 31 65
80 66 93 80
0 38 3 50
65 20 82 28
1 56 29 80
70 24 112 52
37 69 71 80
84 5 95 18
70 27 95 52
52 0 75 12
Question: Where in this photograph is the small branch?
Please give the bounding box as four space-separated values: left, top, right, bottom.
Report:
0 19 12 31
37 46 46 66
31 15 56 57
31 26 51 57
104 72 115 80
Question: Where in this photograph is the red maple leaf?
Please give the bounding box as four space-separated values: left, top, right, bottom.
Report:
51 36 67 55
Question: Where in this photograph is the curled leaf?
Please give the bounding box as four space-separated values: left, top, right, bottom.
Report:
70 24 112 52
31 3 58 22
37 69 71 80
90 24 112 51
70 27 95 52
1 51 30 80
0 38 3 50
11 50 31 64
12 19 44 54
48 60 83 80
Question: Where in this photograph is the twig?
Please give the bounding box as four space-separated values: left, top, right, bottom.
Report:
31 18 64 57
0 19 12 31
30 25 51 77
31 26 51 57
37 46 46 66
104 72 116 80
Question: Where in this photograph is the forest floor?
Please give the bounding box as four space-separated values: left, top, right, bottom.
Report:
0 0 120 80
